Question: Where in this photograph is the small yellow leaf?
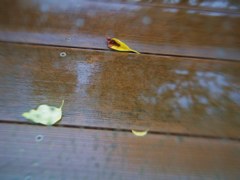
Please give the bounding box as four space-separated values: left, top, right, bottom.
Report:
131 129 148 137
22 100 64 126
107 37 140 54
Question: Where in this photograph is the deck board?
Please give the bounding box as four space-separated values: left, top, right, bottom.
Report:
0 123 239 179
0 43 239 138
69 0 240 12
0 1 240 178
0 0 240 60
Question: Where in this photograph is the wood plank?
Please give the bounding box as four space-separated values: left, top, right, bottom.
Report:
0 0 240 60
0 43 240 138
0 123 239 179
94 0 240 12
154 0 240 12
2 0 239 13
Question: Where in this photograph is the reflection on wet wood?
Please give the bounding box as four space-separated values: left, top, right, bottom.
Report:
0 123 239 179
0 0 240 60
60 0 240 12
158 0 240 12
0 1 239 178
0 43 239 138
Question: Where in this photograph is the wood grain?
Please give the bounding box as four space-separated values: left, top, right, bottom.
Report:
74 0 240 12
0 0 240 60
0 43 239 138
0 123 239 179
1 1 239 178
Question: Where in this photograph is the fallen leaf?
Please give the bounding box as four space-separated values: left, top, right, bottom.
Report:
131 129 148 136
107 37 140 54
22 100 64 125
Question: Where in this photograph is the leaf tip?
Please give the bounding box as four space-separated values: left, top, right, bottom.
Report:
22 112 28 118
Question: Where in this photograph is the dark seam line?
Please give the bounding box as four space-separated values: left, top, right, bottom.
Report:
0 120 239 142
0 40 239 62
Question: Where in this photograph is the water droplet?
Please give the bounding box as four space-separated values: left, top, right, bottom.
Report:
142 16 152 25
60 52 67 57
176 136 184 143
175 69 189 75
189 0 198 6
76 19 85 28
65 37 71 41
40 4 49 12
32 162 39 167
163 0 180 4
35 135 44 142
24 175 32 180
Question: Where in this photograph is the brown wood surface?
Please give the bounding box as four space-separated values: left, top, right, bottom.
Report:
0 0 240 179
0 0 240 60
0 123 239 180
0 42 239 139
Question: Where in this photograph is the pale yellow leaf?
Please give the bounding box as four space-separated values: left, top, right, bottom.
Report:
131 129 148 136
22 100 64 126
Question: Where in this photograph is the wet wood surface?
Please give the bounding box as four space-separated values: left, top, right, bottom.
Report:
1 43 240 139
0 0 240 179
0 123 240 180
0 0 240 60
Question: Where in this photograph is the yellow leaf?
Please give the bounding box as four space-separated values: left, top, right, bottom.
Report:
131 129 148 137
22 100 64 126
107 38 140 54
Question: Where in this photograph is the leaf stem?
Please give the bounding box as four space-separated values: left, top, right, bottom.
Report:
60 100 65 109
131 49 141 54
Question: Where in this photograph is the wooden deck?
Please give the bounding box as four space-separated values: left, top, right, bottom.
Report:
0 0 240 179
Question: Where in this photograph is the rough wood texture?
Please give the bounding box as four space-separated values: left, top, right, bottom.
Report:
0 1 240 179
0 123 239 180
0 0 240 60
0 43 239 138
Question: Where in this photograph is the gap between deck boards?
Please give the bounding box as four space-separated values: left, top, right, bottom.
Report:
0 120 239 143
0 40 239 62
